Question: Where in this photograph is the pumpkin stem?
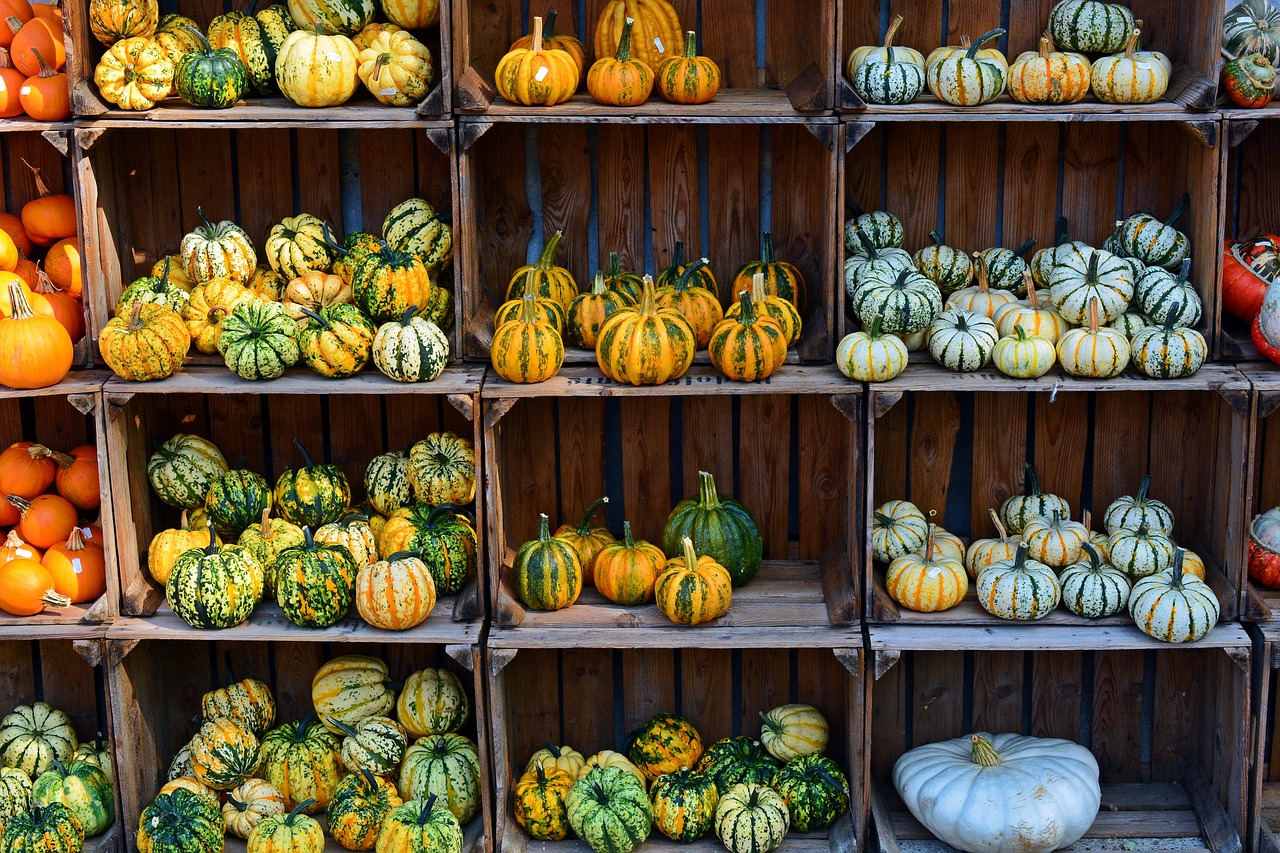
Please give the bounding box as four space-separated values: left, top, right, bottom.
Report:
326 715 359 738
966 28 1006 60
299 306 327 327
590 270 609 295
866 315 883 338
1123 28 1141 60
29 46 56 78
64 527 86 552
195 206 217 233
5 495 28 516
1175 257 1192 285
929 229 945 247
1082 541 1101 570
621 520 637 548
680 30 697 58
672 257 710 292
426 503 469 526
882 14 903 48
759 231 776 264
387 550 424 562
292 438 317 469
1014 324 1029 342
284 799 315 824
360 767 379 791
697 470 722 510
419 794 438 825
204 520 218 555
536 513 552 543
302 525 315 551
668 241 687 271
1169 547 1187 587
856 230 878 259
923 524 936 562
516 293 542 325
1038 33 1051 58
20 159 51 198
322 222 346 255
1011 237 1036 258
5 281 35 321
226 794 246 811
638 275 658 315
1086 297 1101 335
294 712 318 740
972 253 990 293
735 289 758 325
988 508 1009 542
616 18 635 62
749 271 769 304
970 734 1002 766
531 15 544 53
1023 463 1042 497
536 230 563 269
1024 271 1040 309
1163 302 1182 330
680 535 699 569
1135 474 1152 504
574 497 608 535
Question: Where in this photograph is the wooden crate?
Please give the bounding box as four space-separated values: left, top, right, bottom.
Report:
837 0 1223 113
101 367 484 623
864 364 1250 625
1219 110 1280 360
841 117 1223 347
104 626 487 853
482 366 861 630
74 122 458 353
1251 622 1280 853
868 623 1250 853
63 1 452 118
453 0 837 116
458 119 839 363
485 627 866 853
0 374 119 624
1242 366 1280 621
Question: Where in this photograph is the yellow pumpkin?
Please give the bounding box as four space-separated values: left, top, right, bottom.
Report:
946 255 1016 318
654 536 733 625
357 30 435 107
595 275 696 385
183 279 254 354
276 28 361 107
491 294 564 384
283 270 353 323
510 10 585 74
94 36 174 110
886 527 967 612
495 16 580 106
148 522 222 586
992 325 1056 379
593 0 681 71
992 271 1066 343
380 0 439 29
655 257 721 348
1007 32 1091 104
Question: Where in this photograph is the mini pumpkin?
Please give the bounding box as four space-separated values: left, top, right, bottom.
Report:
872 500 928 563
655 536 733 625
656 30 720 104
977 544 1061 621
495 16 579 106
836 317 909 383
586 17 652 106
886 526 968 612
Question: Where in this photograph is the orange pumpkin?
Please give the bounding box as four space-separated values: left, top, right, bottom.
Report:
0 557 68 615
0 280 68 389
656 30 720 104
510 9 585 74
586 17 653 106
0 530 40 566
52 445 98 511
19 161 75 247
18 47 68 120
29 2 56 24
0 0 31 48
7 15 62 75
11 256 36 288
41 527 105 603
33 271 82 342
0 271 51 317
43 237 79 296
0 441 55 498
0 47 23 116
0 227 15 272
0 500 15 527
9 493 76 548
0 213 31 257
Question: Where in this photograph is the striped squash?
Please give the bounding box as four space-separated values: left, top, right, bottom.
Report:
273 440 350 529
266 214 333 280
886 536 968 612
505 231 579 310
316 513 378 568
217 299 302 381
999 466 1069 535
1048 249 1134 325
325 771 401 851
136 790 222 853
709 291 786 382
312 656 397 733
552 497 614 585
492 294 565 383
206 469 274 537
836 318 909 383
656 259 723 348
1057 298 1130 378
286 0 374 35
568 273 632 349
927 29 1007 106
846 15 925 74
977 239 1036 295
181 208 257 285
330 716 406 777
298 303 374 378
592 521 665 605
586 18 654 106
853 45 924 104
363 451 410 516
1225 0 1280 64
581 752 646 789
514 765 573 841
1135 260 1201 329
771 755 849 832
408 431 475 506
656 31 720 104
850 268 941 336
651 771 717 842
381 0 440 29
871 500 928 562
1060 544 1129 618
655 536 733 625
1128 551 1219 643
377 504 477 593
352 244 434 324
1022 511 1088 569
966 512 1022 578
727 272 801 346
166 531 264 630
495 289 566 333
383 199 453 271
629 714 703 780
355 552 436 630
89 0 159 45
714 783 789 853
274 528 357 628
1114 196 1190 270
372 307 449 383
1090 29 1168 104
758 705 827 762
977 546 1061 620
148 434 228 510
116 259 192 318
928 309 998 372
1107 523 1175 578
1048 0 1134 52
731 232 806 313
397 669 469 738
259 715 343 812
913 231 972 294
1132 312 1206 379
695 738 779 790
663 470 762 587
397 733 481 823
655 243 715 297
237 514 304 595
276 28 361 106
98 304 191 382
207 11 277 96
513 514 582 611
0 767 32 822
189 717 260 790
567 767 653 853
1103 475 1174 536
596 276 695 385
1008 34 1091 105
203 677 277 737
0 704 75 778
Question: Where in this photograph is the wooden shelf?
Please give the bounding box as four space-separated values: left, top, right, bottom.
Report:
868 621 1251 653
864 362 1248 396
219 814 486 853
489 622 862 650
501 815 852 853
103 366 484 397
554 344 806 368
0 120 74 134
482 365 857 399
0 371 108 400
74 100 446 129
459 88 831 123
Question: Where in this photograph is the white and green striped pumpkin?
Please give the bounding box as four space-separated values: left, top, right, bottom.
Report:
853 45 924 105
1113 195 1190 270
999 465 1070 535
914 231 973 294
1048 249 1134 324
372 307 450 383
927 29 1008 106
758 704 828 762
1103 474 1174 536
1090 29 1169 104
871 500 928 563
331 715 407 777
1131 312 1206 379
846 14 926 75
977 238 1036 295
1108 311 1148 340
363 451 411 517
1129 550 1219 644
397 733 481 824
844 234 915 297
845 210 905 252
1225 0 1280 65
1135 261 1200 328
977 545 1061 621
149 434 229 510
835 318 909 383
927 309 998 372
851 268 941 335
0 704 76 778
286 0 374 35
1060 543 1130 618
1021 510 1087 569
715 783 789 853
1031 237 1091 289
1107 522 1175 578
1048 0 1134 53
567 767 653 853
1057 298 1131 378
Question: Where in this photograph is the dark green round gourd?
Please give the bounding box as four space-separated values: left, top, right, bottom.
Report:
3 803 83 853
175 27 250 109
273 527 356 628
663 470 762 586
513 514 582 611
650 770 718 842
695 737 779 790
566 767 653 853
136 788 226 853
206 466 273 537
273 439 351 529
770 754 849 832
403 504 478 595
166 521 264 630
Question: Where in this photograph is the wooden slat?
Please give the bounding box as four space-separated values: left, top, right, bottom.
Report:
971 650 1024 734
706 125 759 297
648 125 702 264
908 392 961 526
680 648 734 743
943 123 1001 251
970 393 1026 539
739 649 790 737
1030 650 1081 740
883 123 941 253
738 395 791 561
596 125 646 275
539 124 592 288
619 397 671 546
620 649 675 736
1033 391 1088 515
1093 650 1147 782
560 649 615 751
910 651 965 747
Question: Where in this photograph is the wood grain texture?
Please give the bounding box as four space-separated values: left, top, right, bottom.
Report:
971 650 1024 734
1092 650 1146 782
596 125 646 275
738 395 791 560
539 125 592 287
1030 650 1081 740
970 392 1025 539
944 123 1001 251
649 125 702 266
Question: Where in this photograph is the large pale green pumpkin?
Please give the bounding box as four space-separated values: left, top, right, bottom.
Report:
397 734 481 825
32 760 115 836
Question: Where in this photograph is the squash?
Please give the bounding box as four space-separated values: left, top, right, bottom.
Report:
407 431 474 506
993 272 1065 343
1135 259 1200 329
1049 0 1134 51
886 526 967 612
1022 510 1087 569
377 504 476 593
513 513 582 611
248 266 288 301
397 733 481 823
246 800 324 853
650 770 717 842
913 231 971 294
274 526 357 628
267 215 334 281
928 308 998 372
567 272 632 349
514 765 572 841
495 16 579 106
1225 0 1280 65
946 256 1016 318
1222 50 1275 108
850 268 942 336
728 270 801 346
1049 249 1134 325
772 754 848 832
837 317 908 383
259 714 342 812
592 521 664 606
98 302 190 382
372 306 449 382
527 744 586 778
88 0 158 44
1113 201 1188 276
149 518 220 587
358 30 434 106
0 765 30 826
207 11 278 96
397 668 469 738
316 512 378 568
1103 475 1173 536
1107 522 1174 578
505 231 578 310
663 469 761 586
116 259 191 318
362 452 409 520
1131 307 1206 379
189 716 261 791
382 199 452 271
580 752 645 789
655 257 722 348
222 780 286 840
509 10 584 74
286 0 373 36
0 703 75 778
276 26 360 107
184 279 254 354
30 759 110 837
1008 32 1090 104
491 294 564 383
714 783 789 853
296 303 373 378
325 224 381 285
326 770 400 851
655 242 716 297
1057 298 1130 379
567 767 653 853
871 500 927 562
218 299 302 381
596 276 696 385
587 17 652 106
629 714 702 780
1 803 83 853
593 0 681 72
992 325 1056 379
1061 543 1129 618
202 675 277 737
731 232 805 313
853 44 924 104
999 470 1069 536
181 208 257 285
166 523 264 629
204 470 273 541
654 535 733 625
354 551 436 630
846 14 925 76
352 243 434 324
709 290 787 382
977 545 1061 621
329 715 406 778
894 732 1100 853
696 737 778 791
137 789 225 853
927 29 1007 106
656 30 719 104
551 497 614 585
378 0 438 29
1129 550 1219 644
1091 29 1168 104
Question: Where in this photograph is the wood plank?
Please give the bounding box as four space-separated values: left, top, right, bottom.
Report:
970 393 1026 540
943 123 1001 252
1092 392 1152 523
1030 651 1082 741
1061 122 1121 246
1153 649 1205 782
706 125 760 300
883 124 941 254
1093 650 1147 782
739 395 791 561
797 396 854 562
236 129 293 249
539 124 592 290
1033 391 1089 518
504 648 561 768
680 397 733 501
556 399 607 542
1001 122 1061 266
596 125 646 276
773 124 836 359
648 125 702 265
619 398 672 546
294 129 342 226
560 649 615 752
971 650 1024 734
681 648 734 743
703 0 755 91
621 649 675 737
910 651 965 747
740 649 790 737
909 392 962 528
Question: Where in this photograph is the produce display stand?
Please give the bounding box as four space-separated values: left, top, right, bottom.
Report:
868 623 1250 853
485 626 865 853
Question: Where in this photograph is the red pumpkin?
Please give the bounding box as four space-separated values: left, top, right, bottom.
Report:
0 441 55 498
1224 236 1280 322
1250 531 1280 589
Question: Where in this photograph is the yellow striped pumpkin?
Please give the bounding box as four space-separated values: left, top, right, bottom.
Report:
708 291 786 382
491 295 564 384
654 536 732 625
495 17 579 106
593 0 681 72
977 545 1060 620
1057 298 1130 378
927 29 1007 106
276 28 360 107
596 276 696 385
965 509 1021 578
836 318 908 383
1007 33 1090 104
886 528 967 612
355 552 436 630
1128 550 1218 643
727 272 801 346
587 17 653 106
1090 29 1168 104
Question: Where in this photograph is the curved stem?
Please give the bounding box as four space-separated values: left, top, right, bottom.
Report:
537 231 563 269
574 497 609 535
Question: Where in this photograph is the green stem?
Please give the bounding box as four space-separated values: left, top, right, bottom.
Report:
697 471 722 509
537 231 564 270
1165 193 1190 227
616 17 635 62
621 521 637 548
970 735 1001 766
536 513 552 543
760 231 776 263
574 497 609 535
681 30 697 58
966 28 1006 59
735 290 757 325
293 438 316 469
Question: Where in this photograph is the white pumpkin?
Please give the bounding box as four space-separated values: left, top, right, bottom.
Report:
893 732 1101 853
1060 543 1130 618
1129 550 1220 643
1102 474 1174 535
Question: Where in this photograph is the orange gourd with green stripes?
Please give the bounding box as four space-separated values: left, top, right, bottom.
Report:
491 294 564 384
708 290 787 382
628 713 703 780
727 271 801 345
595 276 696 385
513 513 582 611
592 521 665 606
730 231 807 314
566 272 633 349
656 30 719 104
654 536 732 625
655 257 722 348
587 17 653 106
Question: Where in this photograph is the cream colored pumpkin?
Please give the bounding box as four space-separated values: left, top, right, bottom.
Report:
1057 298 1130 379
965 509 1021 579
945 256 1016 318
992 325 1056 379
283 270 354 323
1107 522 1175 578
886 530 968 613
977 545 1060 621
526 744 585 778
917 525 965 563
1060 544 1130 619
1021 511 1087 569
926 29 1008 106
1090 29 1169 104
276 28 361 107
222 779 286 840
758 704 829 763
580 750 647 790
1129 550 1219 643
992 272 1066 343
358 30 435 106
1102 474 1174 535
835 318 908 383
183 279 254 354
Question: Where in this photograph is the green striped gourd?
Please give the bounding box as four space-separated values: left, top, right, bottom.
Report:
352 243 435 324
1048 0 1135 52
1103 475 1174 536
628 714 703 780
273 439 351 528
871 500 928 563
651 771 718 842
977 238 1036 295
259 714 342 812
1060 543 1130 618
999 465 1070 534
771 754 849 832
1107 522 1175 578
1225 0 1280 64
202 674 277 736
136 790 223 853
376 796 463 853
927 309 998 372
1048 249 1134 324
1135 259 1201 327
396 668 470 738
205 12 274 97
695 738 779 790
364 451 410 516
254 4 297 55
1131 309 1206 379
851 268 942 335
852 46 923 104
566 767 653 853
1128 550 1219 643
714 783 789 853
0 767 31 825
326 770 401 851
0 704 76 779
166 523 265 629
206 467 274 537
189 717 261 790
976 545 1061 620
381 504 477 594
397 733 481 824
927 29 1008 106
286 0 375 35
296 303 374 378
845 231 916 297
913 231 972 294
273 526 357 628
237 511 304 596
116 258 192 318
32 759 115 836
312 655 397 732
407 431 476 506
383 198 453 271
217 298 301 380
329 715 407 777
1113 194 1190 270
149 434 228 510
663 470 762 587
513 513 582 611
372 306 449 383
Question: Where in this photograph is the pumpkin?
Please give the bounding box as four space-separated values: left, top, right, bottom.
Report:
202 675 277 736
0 531 39 567
352 244 433 324
509 10 584 74
206 10 278 96
0 281 70 389
1103 475 1173 536
491 294 564 383
846 14 925 77
326 770 401 852
31 273 82 345
505 231 578 310
526 744 586 779
696 738 778 790
1000 468 1068 535
1222 51 1275 108
629 714 702 780
886 525 968 612
714 783 789 853
1057 298 1130 379
149 520 220 587
655 242 715 297
1129 550 1219 643
88 0 157 44
596 276 696 385
1225 0 1280 65
1049 249 1133 324
16 164 72 248
895 732 1100 853
709 290 786 382
274 526 357 628
378 504 476 593
223 779 286 840
260 714 343 812
93 36 173 109
1131 307 1206 379
116 259 191 319
0 703 74 778
927 29 1007 106
0 442 54 498
1091 29 1168 104
731 232 806 313
246 799 324 853
514 764 573 841
1060 543 1129 618
593 0 681 71
567 272 632 349
991 325 1056 379
771 754 848 833
546 497 612 586
1 803 83 853
654 535 733 625
587 17 652 106
580 752 645 789
264 217 331 284
364 451 410 517
655 30 719 104
947 256 1016 318
0 765 30 826
593 521 664 606
207 468 274 536
913 231 972 294
851 268 942 336
495 16 580 106
566 767 653 853
726 271 801 346
354 551 436 630
758 704 828 762
656 258 722 348
8 16 61 75
276 27 360 106
853 44 924 104
382 199 452 271
992 272 1066 342
166 524 264 628
328 715 406 778
166 744 196 783
41 529 106 603
406 432 474 507
837 317 908 383
325 224 380 285
32 759 112 838
313 655 398 734
651 770 717 842
1008 32 1090 104
42 239 80 297
316 512 377 568
495 285 567 334
871 500 927 562
184 279 254 354
977 545 1061 621
285 0 373 35
249 265 288 301
0 558 68 615
397 668 469 738
1022 510 1088 569
218 299 301 381
1048 0 1134 51
182 208 257 284
928 308 998 372
358 30 434 106
189 716 261 791
397 733 481 823
18 46 68 120
138 789 224 853
1107 522 1175 579
297 303 374 378
662 469 761 586
513 513 582 611
173 25 249 107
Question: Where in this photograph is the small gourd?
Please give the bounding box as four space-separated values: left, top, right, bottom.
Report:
846 15 925 78
1107 522 1175 578
946 256 1015 318
586 17 652 106
927 29 1008 106
965 509 1022 578
992 325 1056 379
656 30 719 104
1060 543 1130 618
654 536 733 625
1103 474 1174 535
871 500 928 563
1129 549 1219 643
1131 305 1207 379
1090 29 1169 104
885 525 967 612
977 544 1061 621
567 272 632 349
491 295 564 384
513 513 582 611
1008 32 1090 104
992 271 1066 343
836 317 908 383
1021 510 1087 569
655 257 722 348
913 231 972 294
1057 298 1130 379
495 16 579 106
999 464 1070 534
708 290 787 382
927 308 998 372
853 44 924 105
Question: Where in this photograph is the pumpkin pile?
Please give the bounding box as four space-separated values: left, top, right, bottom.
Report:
874 467 1221 643
0 441 105 616
0 701 115 853
145 429 476 631
491 231 803 385
89 0 439 111
1222 0 1280 107
514 704 845 853
99 200 454 383
836 206 1207 382
496 4 721 108
148 655 479 853
847 3 1171 107
0 1 69 120
512 471 761 626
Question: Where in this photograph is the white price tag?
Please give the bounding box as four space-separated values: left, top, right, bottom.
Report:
81 527 93 539
654 37 664 53
381 88 397 95
327 52 343 62
535 66 549 82
926 567 943 578
72 558 82 575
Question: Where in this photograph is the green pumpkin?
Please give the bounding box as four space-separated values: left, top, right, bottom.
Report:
273 439 351 528
913 231 973 294
207 11 278 95
852 47 924 105
651 770 718 842
382 199 453 271
0 767 31 826
421 280 454 331
399 504 477 595
32 760 115 837
376 796 464 853
364 451 410 516
352 244 433 324
217 299 301 380
70 740 111 779
663 470 763 586
175 27 249 108
148 434 228 510
259 715 343 813
206 468 274 537
695 738 780 790
273 527 357 628
137 789 224 853
397 734 481 825
329 716 407 777
189 718 261 791
770 754 848 832
237 514 305 597
0 704 76 780
115 258 192 318
3 803 83 853
513 513 582 611
298 303 375 379
715 783 790 853
166 523 265 629
372 306 450 383
566 767 653 853
1048 0 1135 53
326 770 401 852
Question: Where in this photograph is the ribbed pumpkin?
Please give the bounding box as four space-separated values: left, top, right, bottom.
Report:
351 243 433 324
927 29 1008 106
272 440 350 529
837 317 908 383
505 231 578 310
316 512 378 568
94 36 173 109
175 24 251 107
593 0 681 71
259 714 343 812
999 466 1070 535
1107 522 1175 579
377 504 476 594
207 10 278 96
0 703 75 778
509 10 584 73
654 536 733 625
328 715 406 778
655 258 722 348
286 0 373 34
656 30 720 104
992 325 1056 379
946 256 1016 318
30 758 114 837
927 309 998 372
651 771 717 842
966 510 1022 579
0 765 31 826
203 675 277 737
491 294 564 384
655 242 716 297
89 0 159 44
513 513 582 611
357 29 435 106
567 767 653 853
494 286 567 335
1135 260 1201 329
1057 298 1131 379
914 231 972 294
397 668 469 738
181 208 258 284
406 431 474 507
1008 33 1090 104
714 783 789 853
1049 0 1134 52
853 44 925 104
629 713 702 781
850 267 942 336
1115 196 1190 271
246 799 324 853
992 272 1066 342
977 545 1061 621
580 752 646 789
758 704 828 762
709 291 787 382
362 454 408 523
1225 0 1280 64
206 468 274 537
274 526 357 628
731 232 806 313
728 270 801 346
98 303 191 382
137 789 224 853
1060 543 1130 619
223 779 286 840
495 16 579 106
527 744 586 779
1128 550 1219 644
218 299 302 381
515 764 572 841
239 512 304 594
166 523 264 629
587 17 653 106
846 15 925 76
161 777 216 807
1131 307 1206 379
593 521 665 606
886 527 968 612
1103 475 1173 536
382 199 452 271
266 214 334 280
663 470 762 586
1091 29 1169 104
567 272 632 349
149 519 220 587
326 224 380 284
871 500 928 563
276 27 361 107
326 770 401 851
297 303 374 378
695 737 779 790
551 497 614 585
184 279 254 354
372 307 449 383
116 258 192 318
283 270 353 325
355 551 436 630
397 733 481 823
189 716 261 791
772 754 849 832
1022 510 1088 569
596 276 696 385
